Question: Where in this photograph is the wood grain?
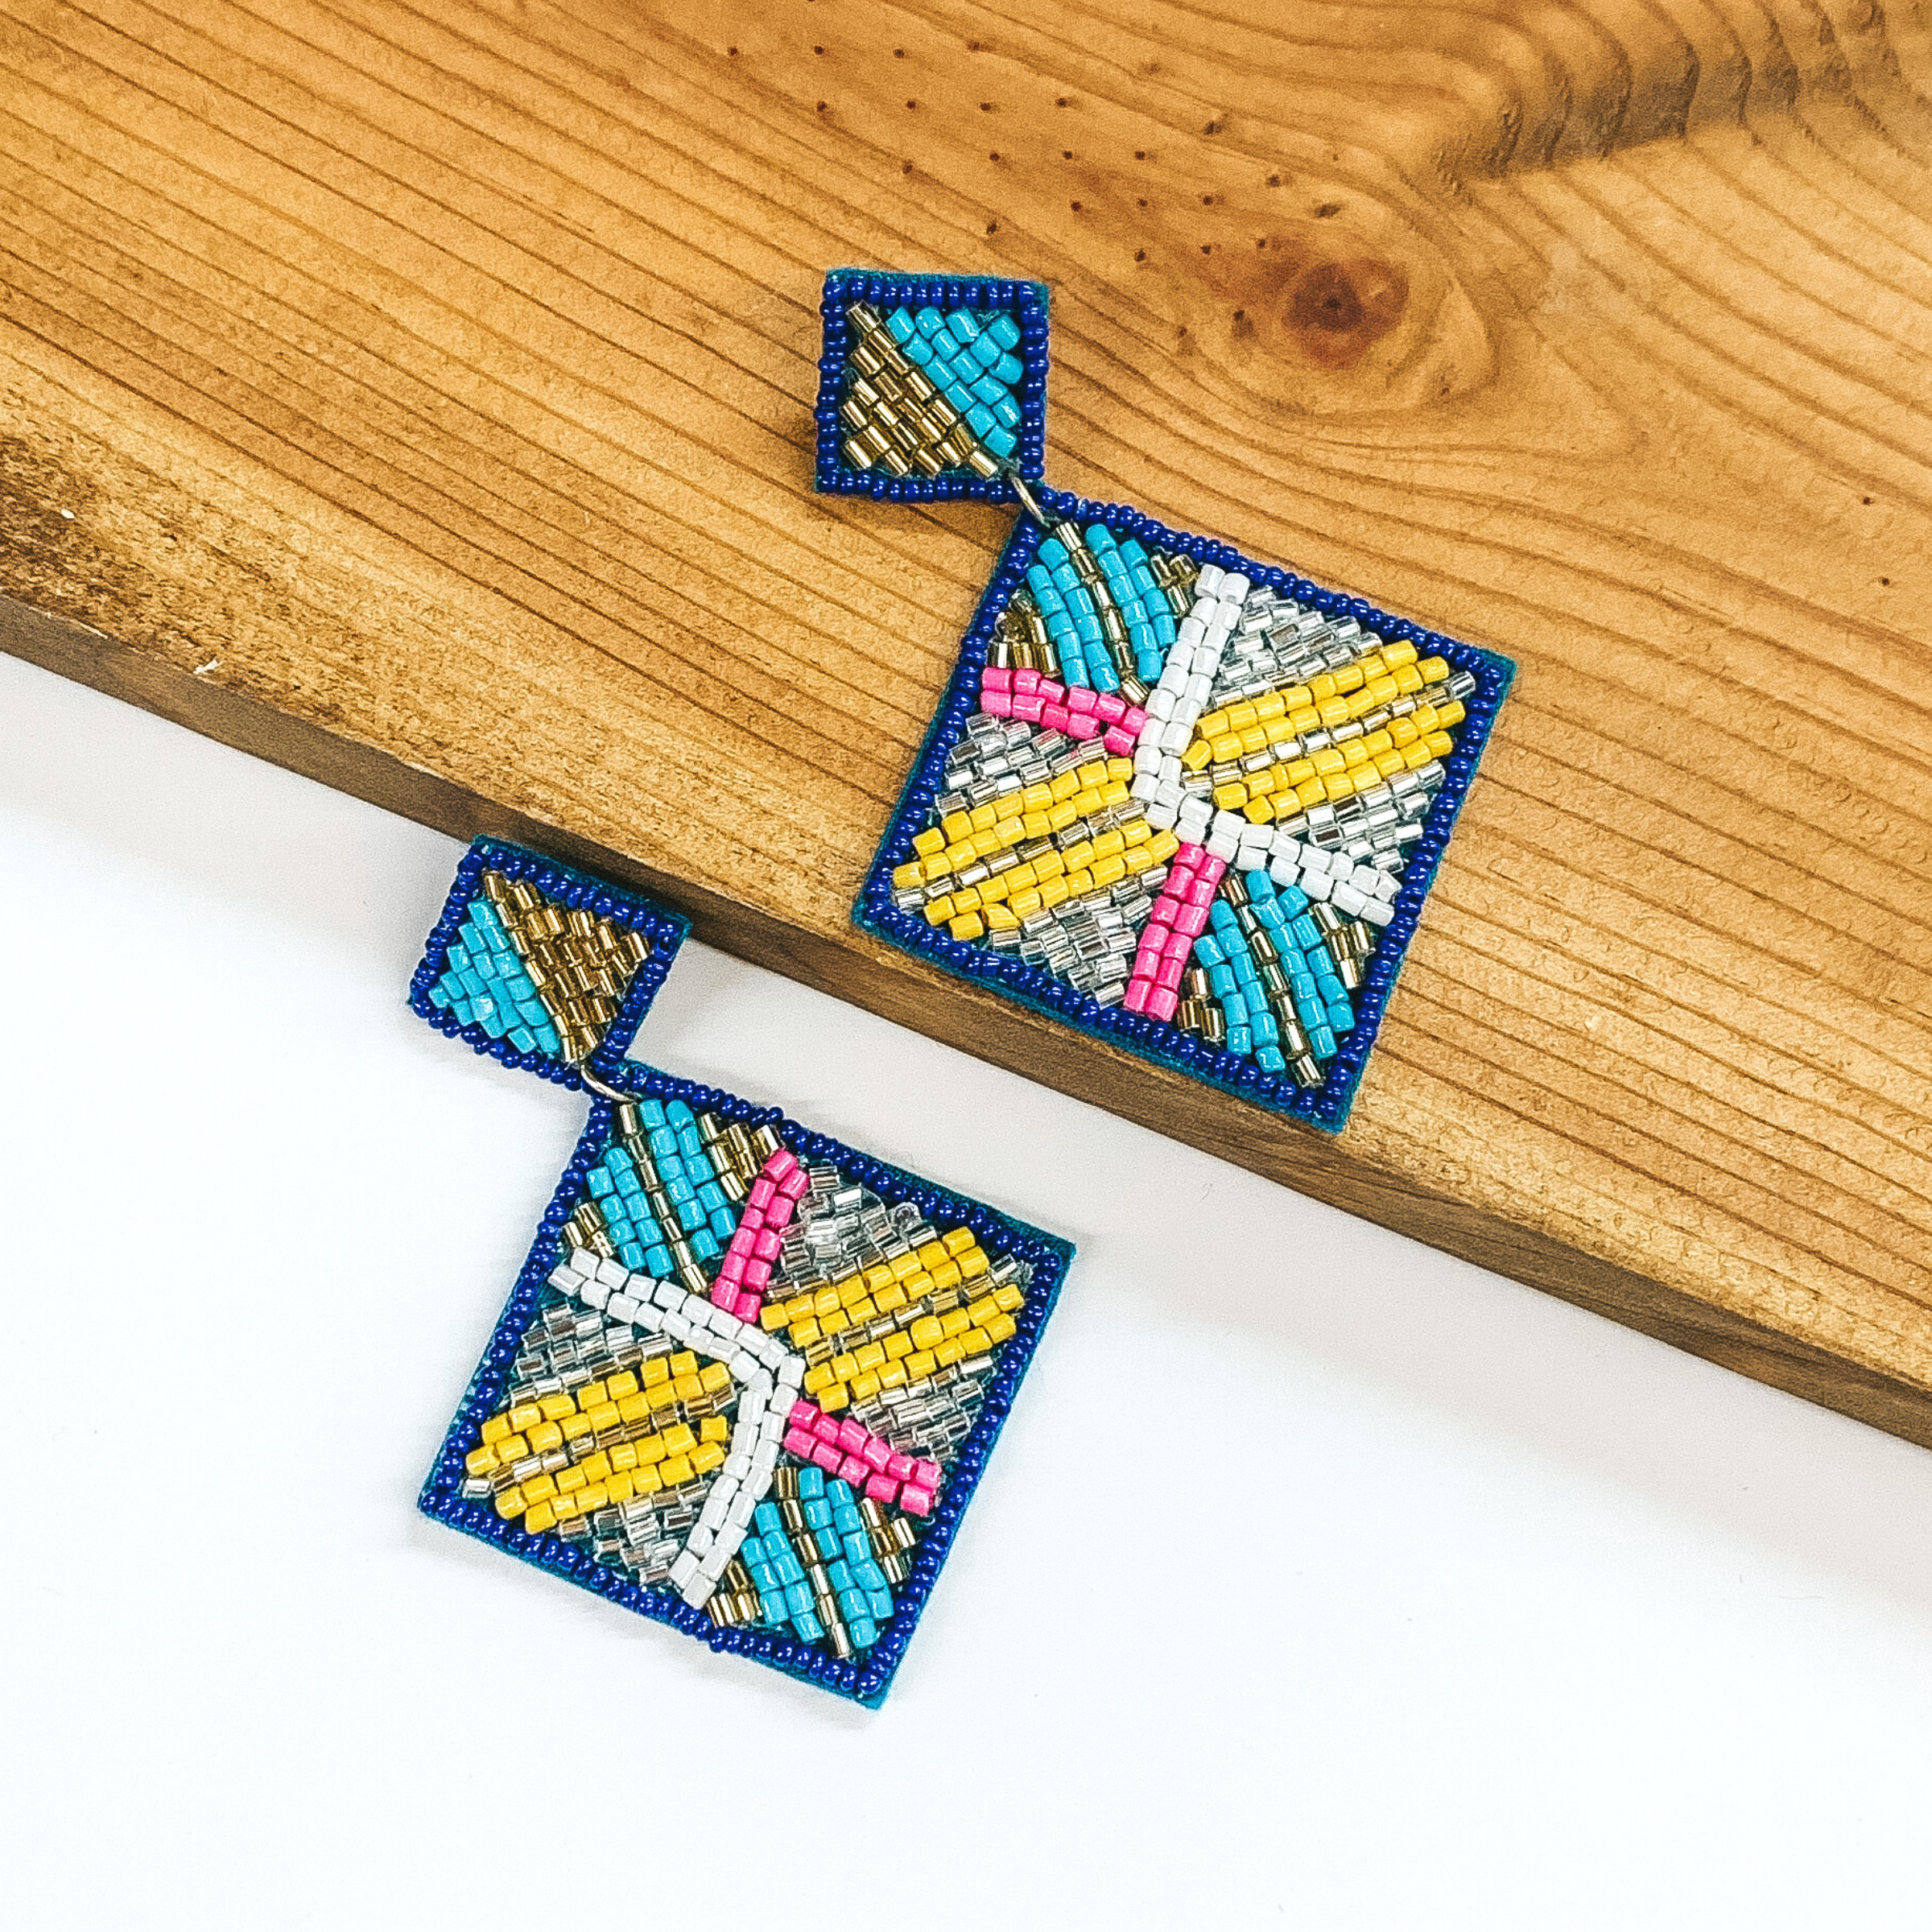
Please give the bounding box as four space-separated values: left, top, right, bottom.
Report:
2 0 1928 1441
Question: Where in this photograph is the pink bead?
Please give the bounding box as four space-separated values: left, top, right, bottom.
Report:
982 666 1013 693
1177 902 1211 938
1065 685 1097 713
1148 898 1176 928
767 1148 797 1179
1093 691 1125 722
741 1257 770 1290
748 1175 776 1213
1149 987 1180 1022
984 691 1013 718
1186 877 1217 908
910 1458 940 1489
1067 712 1103 741
861 1436 892 1472
1155 952 1186 992
717 1252 745 1285
1122 980 1150 1013
812 1413 842 1443
1013 668 1042 696
753 1226 782 1261
837 1418 867 1455
1103 727 1136 756
839 1453 870 1486
1013 695 1044 723
899 1483 935 1517
886 1451 915 1483
811 1441 844 1475
1039 678 1066 705
782 1426 817 1458
789 1397 819 1429
733 1289 762 1322
1040 702 1070 732
780 1168 811 1199
865 1473 900 1506
1121 706 1150 735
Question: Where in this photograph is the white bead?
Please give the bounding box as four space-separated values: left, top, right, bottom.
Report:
1299 845 1331 876
1160 719 1193 753
1216 596 1245 630
1332 881 1368 917
1133 743 1163 774
1205 824 1240 861
1221 572 1251 601
605 1290 639 1323
579 1277 610 1310
1370 870 1399 902
1301 868 1332 901
1146 686 1176 719
1176 614 1207 647
594 1257 629 1288
1129 771 1160 803
1269 854 1301 890
1196 563 1224 596
1360 896 1395 927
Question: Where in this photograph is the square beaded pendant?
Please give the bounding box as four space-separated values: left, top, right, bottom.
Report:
413 838 1071 1704
819 269 1515 1132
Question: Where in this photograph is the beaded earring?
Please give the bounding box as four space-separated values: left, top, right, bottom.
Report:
413 836 1071 1704
816 270 1515 1132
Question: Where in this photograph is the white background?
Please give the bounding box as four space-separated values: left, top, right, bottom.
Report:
4 647 1931 1930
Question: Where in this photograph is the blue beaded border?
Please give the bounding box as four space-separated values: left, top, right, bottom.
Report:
852 488 1517 1133
813 268 1050 504
419 1063 1072 1707
407 837 691 1096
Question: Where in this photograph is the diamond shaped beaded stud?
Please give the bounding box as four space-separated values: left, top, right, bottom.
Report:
412 839 1071 1704
819 271 1514 1133
815 270 1048 503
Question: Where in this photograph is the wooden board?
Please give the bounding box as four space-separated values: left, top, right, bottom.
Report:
3 0 1929 1443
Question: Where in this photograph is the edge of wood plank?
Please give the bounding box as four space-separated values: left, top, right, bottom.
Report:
8 588 1928 1453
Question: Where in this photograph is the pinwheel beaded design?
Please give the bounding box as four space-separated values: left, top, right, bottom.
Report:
413 839 1070 1704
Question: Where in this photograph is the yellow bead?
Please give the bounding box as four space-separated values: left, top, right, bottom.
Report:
933 1338 967 1368
690 1442 725 1476
903 1349 937 1381
855 1341 888 1373
877 1360 907 1390
924 896 955 927
1254 689 1286 720
1100 780 1131 809
538 1393 575 1421
985 1311 1018 1344
804 1362 837 1395
527 1420 564 1455
968 1294 1000 1327
507 1402 542 1432
671 1373 702 1402
631 1463 663 1497
606 1470 635 1503
942 811 972 842
610 1439 640 1472
1392 662 1423 694
634 1433 666 1465
892 861 924 890
524 1501 556 1532
700 1414 729 1443
913 827 946 857
465 1445 500 1478
882 1327 914 1360
957 1245 989 1279
985 902 1019 933
700 1362 731 1395
497 1433 528 1463
1062 868 1094 898
1047 800 1080 833
522 1472 558 1504
1038 877 1070 910
662 1422 696 1457
910 1315 944 1350
658 1453 694 1487
1420 655 1450 683
950 913 985 941
555 1464 587 1495
1146 829 1181 863
605 1371 638 1402
1435 699 1466 728
1122 818 1151 847
1423 729 1454 758
642 1356 671 1386
480 1413 513 1446
1403 741 1435 770
818 1382 850 1414
993 1282 1025 1313
875 1281 909 1314
1213 782 1248 811
560 1411 595 1443
577 1451 613 1484
494 1485 524 1519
